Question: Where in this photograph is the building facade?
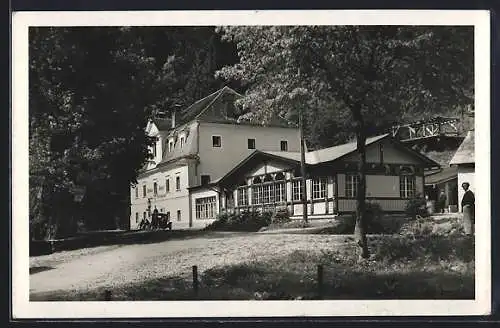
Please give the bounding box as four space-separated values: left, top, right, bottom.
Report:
129 87 301 229
196 134 439 220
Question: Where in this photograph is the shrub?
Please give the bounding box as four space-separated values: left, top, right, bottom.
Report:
271 208 291 225
204 210 273 232
405 194 429 219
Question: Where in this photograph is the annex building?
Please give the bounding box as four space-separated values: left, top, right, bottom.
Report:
194 134 440 224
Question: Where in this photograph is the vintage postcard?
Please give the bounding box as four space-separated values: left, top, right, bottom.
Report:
12 10 491 318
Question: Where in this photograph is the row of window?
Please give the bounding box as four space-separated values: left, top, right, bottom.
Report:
235 175 417 205
157 135 290 156
135 176 181 198
135 210 182 223
212 136 288 151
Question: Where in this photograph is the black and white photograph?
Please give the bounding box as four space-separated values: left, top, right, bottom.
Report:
12 10 491 318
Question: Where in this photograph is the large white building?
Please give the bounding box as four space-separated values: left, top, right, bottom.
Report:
129 87 301 229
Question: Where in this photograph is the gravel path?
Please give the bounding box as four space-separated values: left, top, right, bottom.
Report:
30 232 349 296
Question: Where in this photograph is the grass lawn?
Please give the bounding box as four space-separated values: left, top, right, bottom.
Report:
31 233 474 301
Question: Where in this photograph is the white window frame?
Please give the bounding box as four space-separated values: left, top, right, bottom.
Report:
177 210 181 221
275 182 286 203
165 178 170 193
237 187 249 206
252 185 263 205
400 175 416 198
153 182 158 196
195 196 217 220
312 177 327 200
345 174 359 199
292 179 303 201
142 185 147 198
135 187 138 199
180 136 185 148
176 176 181 191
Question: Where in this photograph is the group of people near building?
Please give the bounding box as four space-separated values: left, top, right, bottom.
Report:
425 182 474 235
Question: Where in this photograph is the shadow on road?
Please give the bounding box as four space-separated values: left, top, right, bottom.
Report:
30 266 55 275
30 230 253 257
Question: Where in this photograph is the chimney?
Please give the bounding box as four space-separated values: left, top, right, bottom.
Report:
171 110 176 129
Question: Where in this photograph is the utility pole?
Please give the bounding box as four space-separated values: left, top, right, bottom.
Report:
298 68 308 224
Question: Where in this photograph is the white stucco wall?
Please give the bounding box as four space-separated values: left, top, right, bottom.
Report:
344 139 422 165
197 122 300 182
457 165 475 212
130 164 191 230
190 188 219 229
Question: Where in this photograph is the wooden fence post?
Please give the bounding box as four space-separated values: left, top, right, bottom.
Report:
192 265 199 297
317 264 324 299
104 290 112 301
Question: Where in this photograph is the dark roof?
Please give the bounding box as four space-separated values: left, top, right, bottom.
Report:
180 86 242 124
425 166 458 185
422 149 459 167
264 134 390 165
450 130 474 165
152 118 172 131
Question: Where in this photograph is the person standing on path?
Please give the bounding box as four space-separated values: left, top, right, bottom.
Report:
438 190 447 213
461 182 475 235
152 207 159 230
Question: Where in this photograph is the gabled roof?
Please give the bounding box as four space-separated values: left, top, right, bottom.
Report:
215 150 302 187
149 87 242 133
215 134 439 188
450 130 475 165
264 134 390 165
180 86 242 124
307 134 390 164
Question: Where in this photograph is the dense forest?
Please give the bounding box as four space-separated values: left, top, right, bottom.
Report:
29 26 473 242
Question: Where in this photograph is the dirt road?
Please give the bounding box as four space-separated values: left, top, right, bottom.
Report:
30 232 348 297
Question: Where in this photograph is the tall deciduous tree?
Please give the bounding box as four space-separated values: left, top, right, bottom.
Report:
29 26 239 238
216 26 473 258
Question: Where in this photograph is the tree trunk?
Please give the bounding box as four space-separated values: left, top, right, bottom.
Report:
353 114 370 259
